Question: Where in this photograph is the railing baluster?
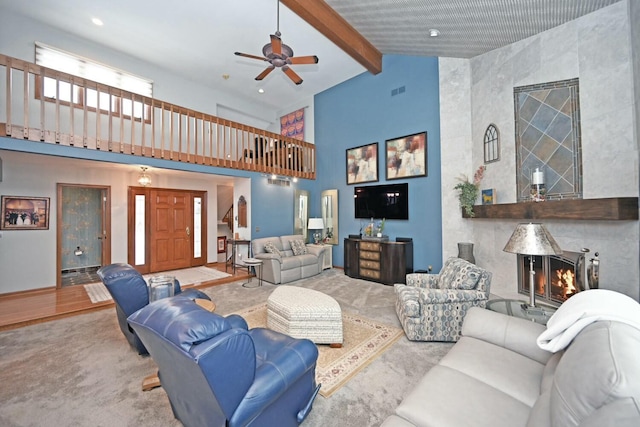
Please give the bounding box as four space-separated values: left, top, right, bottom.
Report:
38 68 45 141
129 91 135 155
108 87 113 151
96 83 101 150
22 67 28 139
82 79 88 148
4 57 11 136
141 95 146 156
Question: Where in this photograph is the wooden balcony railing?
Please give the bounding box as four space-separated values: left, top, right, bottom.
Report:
0 53 315 179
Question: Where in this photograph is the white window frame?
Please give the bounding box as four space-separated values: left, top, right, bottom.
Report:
35 42 153 121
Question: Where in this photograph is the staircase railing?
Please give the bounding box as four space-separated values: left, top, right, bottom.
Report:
222 205 233 231
0 53 315 179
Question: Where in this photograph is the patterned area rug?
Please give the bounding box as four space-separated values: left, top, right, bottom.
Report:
84 266 231 304
233 303 404 398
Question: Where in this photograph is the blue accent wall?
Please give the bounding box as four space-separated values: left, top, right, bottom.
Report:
314 55 443 270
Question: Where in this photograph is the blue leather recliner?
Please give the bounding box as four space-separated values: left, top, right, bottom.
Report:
97 263 211 355
128 297 321 427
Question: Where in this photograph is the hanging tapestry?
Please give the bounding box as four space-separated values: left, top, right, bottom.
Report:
280 108 304 141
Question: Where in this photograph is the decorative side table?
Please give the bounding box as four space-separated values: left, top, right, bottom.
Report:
242 258 263 288
486 298 555 325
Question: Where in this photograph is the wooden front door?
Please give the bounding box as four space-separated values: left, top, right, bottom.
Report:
149 189 191 272
128 187 207 274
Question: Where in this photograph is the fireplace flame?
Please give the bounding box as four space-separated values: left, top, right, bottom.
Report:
555 269 576 298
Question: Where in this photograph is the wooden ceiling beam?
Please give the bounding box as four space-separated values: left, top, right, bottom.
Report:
281 0 382 75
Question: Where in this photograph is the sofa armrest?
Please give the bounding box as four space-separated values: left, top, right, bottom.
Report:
305 244 324 257
233 329 319 423
462 307 551 364
254 252 281 263
226 314 248 330
405 273 439 289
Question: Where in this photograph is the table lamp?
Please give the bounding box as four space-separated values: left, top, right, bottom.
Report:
503 223 562 314
308 218 324 244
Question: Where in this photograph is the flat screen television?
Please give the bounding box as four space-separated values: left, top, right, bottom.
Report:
354 183 409 220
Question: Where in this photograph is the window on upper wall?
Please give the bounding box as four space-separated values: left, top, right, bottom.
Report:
483 124 500 163
34 42 153 122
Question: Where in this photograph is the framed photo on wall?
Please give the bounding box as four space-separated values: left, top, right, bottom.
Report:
346 142 378 185
217 236 227 254
1 195 50 230
385 131 427 180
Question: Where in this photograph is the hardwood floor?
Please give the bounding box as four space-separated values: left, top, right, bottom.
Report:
0 263 250 332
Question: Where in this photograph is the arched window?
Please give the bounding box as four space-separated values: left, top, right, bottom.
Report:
483 124 500 163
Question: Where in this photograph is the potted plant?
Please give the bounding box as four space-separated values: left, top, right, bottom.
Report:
454 165 485 217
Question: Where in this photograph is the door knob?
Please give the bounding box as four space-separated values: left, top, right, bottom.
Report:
186 226 190 236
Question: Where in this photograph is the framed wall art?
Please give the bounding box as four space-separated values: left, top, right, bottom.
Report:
217 236 227 254
1 195 50 230
346 142 378 185
385 131 427 180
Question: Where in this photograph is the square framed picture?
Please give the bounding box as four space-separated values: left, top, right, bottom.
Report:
346 142 378 185
1 196 50 230
385 131 427 180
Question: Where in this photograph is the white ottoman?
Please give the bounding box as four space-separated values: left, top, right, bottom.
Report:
267 286 343 347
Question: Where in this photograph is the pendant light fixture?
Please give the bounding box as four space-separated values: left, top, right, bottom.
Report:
138 166 151 187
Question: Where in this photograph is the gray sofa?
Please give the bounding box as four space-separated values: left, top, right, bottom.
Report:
382 304 640 427
252 235 324 284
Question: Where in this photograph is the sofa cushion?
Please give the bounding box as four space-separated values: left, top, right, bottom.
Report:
280 255 302 271
290 239 308 256
439 258 482 290
395 364 532 427
264 241 282 257
439 336 545 407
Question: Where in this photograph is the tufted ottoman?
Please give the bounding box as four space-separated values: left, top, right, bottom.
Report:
267 286 343 348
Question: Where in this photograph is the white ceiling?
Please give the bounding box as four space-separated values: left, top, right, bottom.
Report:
0 0 622 111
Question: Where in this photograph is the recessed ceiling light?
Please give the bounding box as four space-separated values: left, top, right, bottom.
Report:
222 74 230 80
258 88 265 94
92 17 104 26
429 29 440 37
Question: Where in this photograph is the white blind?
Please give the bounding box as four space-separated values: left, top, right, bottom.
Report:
35 42 153 97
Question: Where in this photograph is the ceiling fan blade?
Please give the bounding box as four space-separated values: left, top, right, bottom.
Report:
270 34 282 55
255 67 275 81
234 52 267 62
282 66 303 85
288 55 319 65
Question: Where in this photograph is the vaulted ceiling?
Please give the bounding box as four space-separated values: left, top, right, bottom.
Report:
1 0 622 110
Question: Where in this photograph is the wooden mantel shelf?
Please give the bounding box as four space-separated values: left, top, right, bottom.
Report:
463 197 638 221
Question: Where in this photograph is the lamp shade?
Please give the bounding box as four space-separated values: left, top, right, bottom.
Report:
503 223 562 256
308 218 324 230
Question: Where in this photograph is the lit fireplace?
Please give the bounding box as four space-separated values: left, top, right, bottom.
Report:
517 251 585 306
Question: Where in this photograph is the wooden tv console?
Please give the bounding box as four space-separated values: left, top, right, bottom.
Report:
344 237 413 285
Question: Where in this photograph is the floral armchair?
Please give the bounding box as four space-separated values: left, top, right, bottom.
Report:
394 257 492 342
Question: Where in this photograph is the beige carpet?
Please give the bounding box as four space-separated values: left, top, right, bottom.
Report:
84 266 231 303
233 303 404 398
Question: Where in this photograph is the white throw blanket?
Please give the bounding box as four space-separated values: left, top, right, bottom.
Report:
537 289 640 352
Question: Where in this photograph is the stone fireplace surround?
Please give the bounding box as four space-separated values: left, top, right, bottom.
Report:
438 2 639 303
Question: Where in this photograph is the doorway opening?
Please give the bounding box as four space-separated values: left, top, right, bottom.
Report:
57 184 111 287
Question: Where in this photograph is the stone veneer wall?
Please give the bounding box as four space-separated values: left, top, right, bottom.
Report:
440 1 640 301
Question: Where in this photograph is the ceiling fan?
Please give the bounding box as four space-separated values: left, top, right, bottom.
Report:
234 0 318 85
